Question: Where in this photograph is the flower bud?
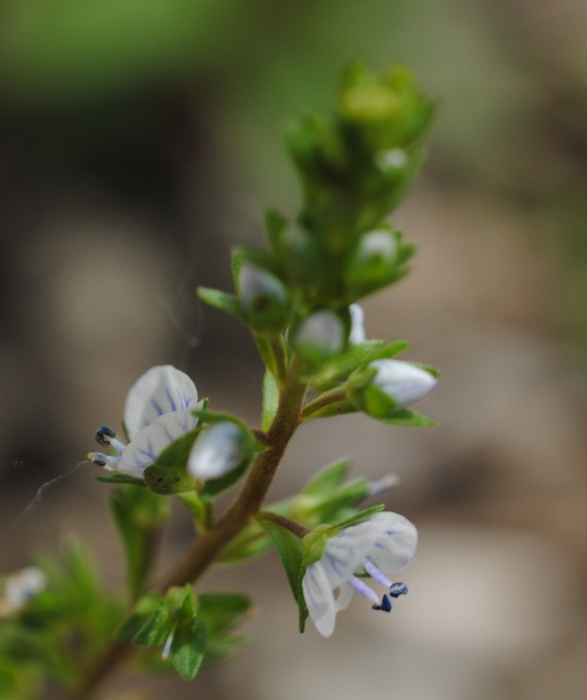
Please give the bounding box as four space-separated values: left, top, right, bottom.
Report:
292 310 345 363
187 422 249 482
344 229 400 293
349 359 436 417
238 262 289 333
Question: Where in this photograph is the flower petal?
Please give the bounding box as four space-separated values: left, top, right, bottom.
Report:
320 525 376 588
123 365 198 439
117 408 198 478
362 511 418 573
334 582 354 612
302 561 337 638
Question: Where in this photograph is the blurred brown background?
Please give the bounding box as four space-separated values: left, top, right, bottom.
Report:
1 0 587 698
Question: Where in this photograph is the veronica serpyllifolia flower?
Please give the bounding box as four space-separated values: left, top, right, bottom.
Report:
87 365 200 478
302 512 416 637
187 421 249 481
0 566 47 617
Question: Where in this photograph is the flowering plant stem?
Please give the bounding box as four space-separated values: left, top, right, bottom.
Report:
69 372 308 700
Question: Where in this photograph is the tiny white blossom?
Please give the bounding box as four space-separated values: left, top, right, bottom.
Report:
188 422 247 481
294 311 344 358
369 359 436 409
88 365 200 479
302 512 417 637
0 566 46 617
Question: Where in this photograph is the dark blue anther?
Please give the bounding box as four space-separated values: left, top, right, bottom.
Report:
96 425 116 447
389 582 408 598
371 594 392 613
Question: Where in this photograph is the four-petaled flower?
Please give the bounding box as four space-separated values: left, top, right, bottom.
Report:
88 365 200 478
302 511 417 637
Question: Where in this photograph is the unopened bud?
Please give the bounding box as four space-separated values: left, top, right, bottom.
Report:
187 422 248 481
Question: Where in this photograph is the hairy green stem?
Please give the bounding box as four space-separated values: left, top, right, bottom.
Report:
68 372 307 700
300 387 347 420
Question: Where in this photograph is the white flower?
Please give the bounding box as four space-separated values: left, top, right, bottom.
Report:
88 365 200 478
0 566 46 617
302 512 417 637
369 359 436 409
187 422 247 481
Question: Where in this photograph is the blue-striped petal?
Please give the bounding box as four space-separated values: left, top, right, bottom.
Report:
123 365 198 439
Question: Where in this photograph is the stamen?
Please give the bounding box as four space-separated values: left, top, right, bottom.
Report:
95 426 126 454
346 575 379 605
389 582 408 598
96 425 116 447
372 594 392 613
363 558 393 588
87 452 120 469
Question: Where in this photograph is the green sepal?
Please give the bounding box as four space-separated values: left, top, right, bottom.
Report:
143 428 200 494
154 428 200 470
379 409 437 428
96 473 146 487
308 339 408 390
170 616 207 681
144 465 196 495
261 368 279 431
197 286 245 322
331 503 385 530
109 485 170 599
410 362 440 378
259 518 308 633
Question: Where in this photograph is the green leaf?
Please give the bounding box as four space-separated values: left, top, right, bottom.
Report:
110 488 161 599
115 594 161 641
133 600 172 647
259 520 308 632
96 473 146 486
301 459 351 496
198 593 253 636
197 286 245 322
216 524 273 564
261 369 279 431
171 617 207 681
379 409 437 427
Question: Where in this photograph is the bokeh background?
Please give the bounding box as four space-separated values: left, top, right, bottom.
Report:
1 0 587 698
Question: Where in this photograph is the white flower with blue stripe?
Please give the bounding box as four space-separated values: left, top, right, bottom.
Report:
88 365 200 479
302 511 417 637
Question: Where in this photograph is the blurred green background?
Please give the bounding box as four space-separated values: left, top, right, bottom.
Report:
1 1 587 698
